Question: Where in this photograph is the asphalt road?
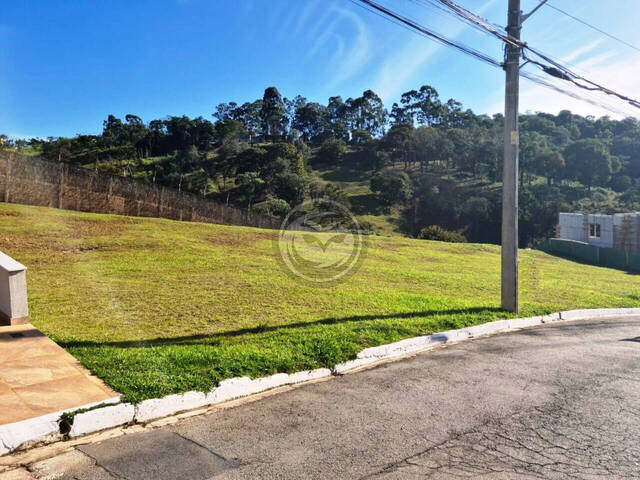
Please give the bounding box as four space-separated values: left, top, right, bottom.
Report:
18 316 640 479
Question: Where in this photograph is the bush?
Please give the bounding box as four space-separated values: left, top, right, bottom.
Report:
318 138 347 164
370 169 412 206
610 174 632 193
418 225 467 243
253 195 291 217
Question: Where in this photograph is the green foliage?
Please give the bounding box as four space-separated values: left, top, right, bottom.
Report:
418 225 467 243
318 138 347 165
370 170 412 206
535 150 565 185
253 195 290 217
564 139 612 191
236 172 265 207
260 86 286 139
7 82 640 247
611 175 632 193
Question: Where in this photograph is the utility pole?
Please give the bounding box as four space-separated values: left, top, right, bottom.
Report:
501 0 522 313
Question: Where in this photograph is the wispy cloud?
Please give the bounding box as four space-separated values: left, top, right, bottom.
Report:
293 0 320 38
305 7 371 88
370 0 498 102
560 38 603 64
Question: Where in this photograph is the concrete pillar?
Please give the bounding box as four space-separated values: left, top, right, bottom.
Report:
0 251 29 326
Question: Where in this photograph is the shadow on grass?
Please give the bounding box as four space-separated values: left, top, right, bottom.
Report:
59 306 504 349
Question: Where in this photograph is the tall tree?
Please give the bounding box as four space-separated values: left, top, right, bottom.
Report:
564 139 612 192
260 87 286 139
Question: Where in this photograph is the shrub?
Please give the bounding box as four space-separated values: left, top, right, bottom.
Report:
318 138 347 164
370 169 412 206
418 225 467 243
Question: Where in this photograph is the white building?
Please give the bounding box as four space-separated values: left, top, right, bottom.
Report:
558 212 640 252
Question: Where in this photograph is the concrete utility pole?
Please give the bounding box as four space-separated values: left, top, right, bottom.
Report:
501 0 522 313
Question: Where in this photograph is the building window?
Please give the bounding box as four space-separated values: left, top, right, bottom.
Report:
589 223 601 238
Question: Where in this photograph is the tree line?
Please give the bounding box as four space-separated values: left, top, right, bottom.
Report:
2 84 639 245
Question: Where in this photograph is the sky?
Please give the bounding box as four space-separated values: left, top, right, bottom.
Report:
2 0 640 139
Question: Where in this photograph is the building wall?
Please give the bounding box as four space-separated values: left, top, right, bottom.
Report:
613 213 640 252
558 213 586 242
558 212 640 253
0 152 280 230
587 214 614 249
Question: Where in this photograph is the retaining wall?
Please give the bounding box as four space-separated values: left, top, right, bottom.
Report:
539 238 640 272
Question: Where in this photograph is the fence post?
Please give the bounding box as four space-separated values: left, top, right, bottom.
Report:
4 153 11 203
107 176 113 211
59 164 67 209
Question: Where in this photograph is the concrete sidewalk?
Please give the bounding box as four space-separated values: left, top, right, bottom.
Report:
0 324 117 425
5 315 640 479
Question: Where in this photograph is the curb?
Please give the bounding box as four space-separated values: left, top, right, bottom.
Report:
2 308 639 455
0 397 120 456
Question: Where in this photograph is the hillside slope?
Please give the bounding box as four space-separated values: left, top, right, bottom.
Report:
1 203 638 401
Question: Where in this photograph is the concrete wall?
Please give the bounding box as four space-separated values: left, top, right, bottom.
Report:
558 213 586 242
559 212 640 252
0 251 28 325
587 214 614 249
0 152 280 230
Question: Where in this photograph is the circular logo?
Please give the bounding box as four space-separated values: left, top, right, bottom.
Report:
274 199 367 286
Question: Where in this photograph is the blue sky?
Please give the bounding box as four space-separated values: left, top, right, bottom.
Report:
2 0 640 139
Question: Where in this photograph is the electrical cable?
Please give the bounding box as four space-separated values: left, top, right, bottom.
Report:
351 0 637 116
350 0 503 67
544 2 640 54
431 0 640 110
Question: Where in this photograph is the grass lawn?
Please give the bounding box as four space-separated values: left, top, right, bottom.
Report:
1 202 638 402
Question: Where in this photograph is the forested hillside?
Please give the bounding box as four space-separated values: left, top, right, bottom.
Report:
3 84 640 245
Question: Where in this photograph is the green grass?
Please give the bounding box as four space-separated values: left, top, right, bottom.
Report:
1 202 638 402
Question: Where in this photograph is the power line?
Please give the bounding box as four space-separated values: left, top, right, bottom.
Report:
351 0 632 116
350 0 502 67
431 0 640 110
544 2 640 54
519 71 630 117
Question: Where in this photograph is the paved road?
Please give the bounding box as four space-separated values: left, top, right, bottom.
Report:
16 317 640 479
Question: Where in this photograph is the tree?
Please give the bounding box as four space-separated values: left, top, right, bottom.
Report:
213 102 240 122
535 151 565 185
412 127 443 170
102 115 126 145
274 172 306 206
260 87 286 139
398 85 443 126
384 123 414 168
214 118 247 145
610 174 632 193
345 90 387 138
293 102 329 142
327 96 349 140
236 172 265 209
461 196 491 240
370 170 412 205
519 131 550 186
564 139 612 192
318 139 347 165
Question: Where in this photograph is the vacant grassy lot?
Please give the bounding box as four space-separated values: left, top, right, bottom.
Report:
1 203 637 402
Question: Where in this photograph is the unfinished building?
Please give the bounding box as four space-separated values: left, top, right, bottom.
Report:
557 212 640 253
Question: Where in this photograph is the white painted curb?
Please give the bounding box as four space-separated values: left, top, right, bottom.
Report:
69 403 135 438
1 309 638 455
0 397 119 455
135 392 208 424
